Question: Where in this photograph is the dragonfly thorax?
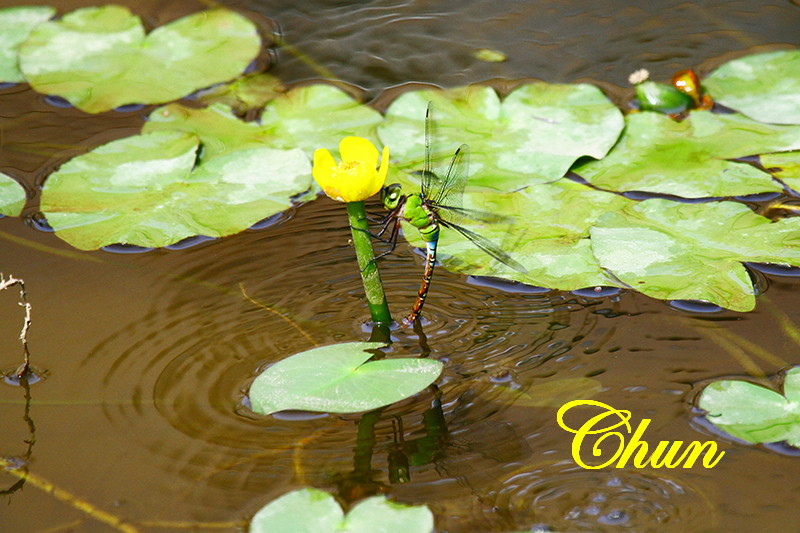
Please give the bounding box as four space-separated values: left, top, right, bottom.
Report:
402 194 439 242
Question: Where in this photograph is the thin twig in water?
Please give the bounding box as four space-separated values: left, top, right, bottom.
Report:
1 274 32 378
239 282 316 345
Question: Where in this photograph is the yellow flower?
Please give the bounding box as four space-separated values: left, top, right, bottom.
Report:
313 137 389 203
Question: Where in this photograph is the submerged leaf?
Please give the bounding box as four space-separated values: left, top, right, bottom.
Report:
19 6 260 113
574 111 800 198
0 172 26 216
377 84 623 191
40 131 311 250
248 342 442 415
703 49 800 125
249 489 434 533
698 367 800 447
591 199 800 311
0 5 55 82
490 377 603 408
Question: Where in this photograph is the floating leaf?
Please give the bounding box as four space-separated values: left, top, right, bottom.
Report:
249 488 434 533
248 342 442 415
590 199 800 311
490 377 603 408
761 151 800 193
146 84 383 161
0 6 54 82
574 111 800 198
19 6 260 113
698 367 800 446
397 181 631 290
703 49 800 125
0 172 26 216
41 131 311 250
377 84 623 191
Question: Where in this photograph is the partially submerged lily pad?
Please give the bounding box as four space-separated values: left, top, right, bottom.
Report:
146 84 383 161
40 130 311 250
248 342 442 415
698 367 800 446
195 73 284 115
590 199 800 311
703 49 800 125
249 488 434 533
0 172 26 216
377 84 624 191
574 111 800 198
19 6 261 113
0 5 55 83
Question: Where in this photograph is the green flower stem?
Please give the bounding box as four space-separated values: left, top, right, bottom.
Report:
346 201 392 325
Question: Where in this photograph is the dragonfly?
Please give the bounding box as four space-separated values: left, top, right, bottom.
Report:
377 102 527 326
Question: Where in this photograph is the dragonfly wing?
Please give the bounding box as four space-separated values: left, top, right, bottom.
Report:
431 144 469 209
430 202 514 226
420 102 470 211
439 219 527 274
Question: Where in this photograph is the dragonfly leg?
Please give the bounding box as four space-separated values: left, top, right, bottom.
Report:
359 219 402 272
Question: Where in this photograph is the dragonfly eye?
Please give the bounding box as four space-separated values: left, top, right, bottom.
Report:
382 183 402 209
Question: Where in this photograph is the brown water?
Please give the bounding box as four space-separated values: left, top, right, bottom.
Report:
1 1 799 531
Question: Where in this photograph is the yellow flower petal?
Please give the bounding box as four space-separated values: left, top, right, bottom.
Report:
339 136 378 169
312 148 336 184
377 145 390 183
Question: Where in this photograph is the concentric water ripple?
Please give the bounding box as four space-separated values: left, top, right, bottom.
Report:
486 467 716 532
75 197 623 509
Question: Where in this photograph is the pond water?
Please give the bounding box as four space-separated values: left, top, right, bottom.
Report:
1 0 799 531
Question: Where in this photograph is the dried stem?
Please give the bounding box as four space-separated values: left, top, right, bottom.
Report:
1 274 32 378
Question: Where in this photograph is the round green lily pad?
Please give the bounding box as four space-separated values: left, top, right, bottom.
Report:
377 83 624 191
574 111 800 198
704 49 800 125
41 130 312 250
19 6 261 113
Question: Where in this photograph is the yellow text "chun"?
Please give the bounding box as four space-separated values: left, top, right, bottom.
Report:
556 400 725 469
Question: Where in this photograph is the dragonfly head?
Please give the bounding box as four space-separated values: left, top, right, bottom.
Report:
381 183 403 210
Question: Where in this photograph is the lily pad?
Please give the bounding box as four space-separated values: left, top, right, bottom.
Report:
703 49 800 125
0 6 55 83
377 84 624 191
249 488 434 533
760 151 800 193
248 342 442 415
19 6 260 113
590 199 800 311
698 367 800 446
396 180 631 290
146 84 383 161
0 172 26 216
40 130 311 250
574 111 800 198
